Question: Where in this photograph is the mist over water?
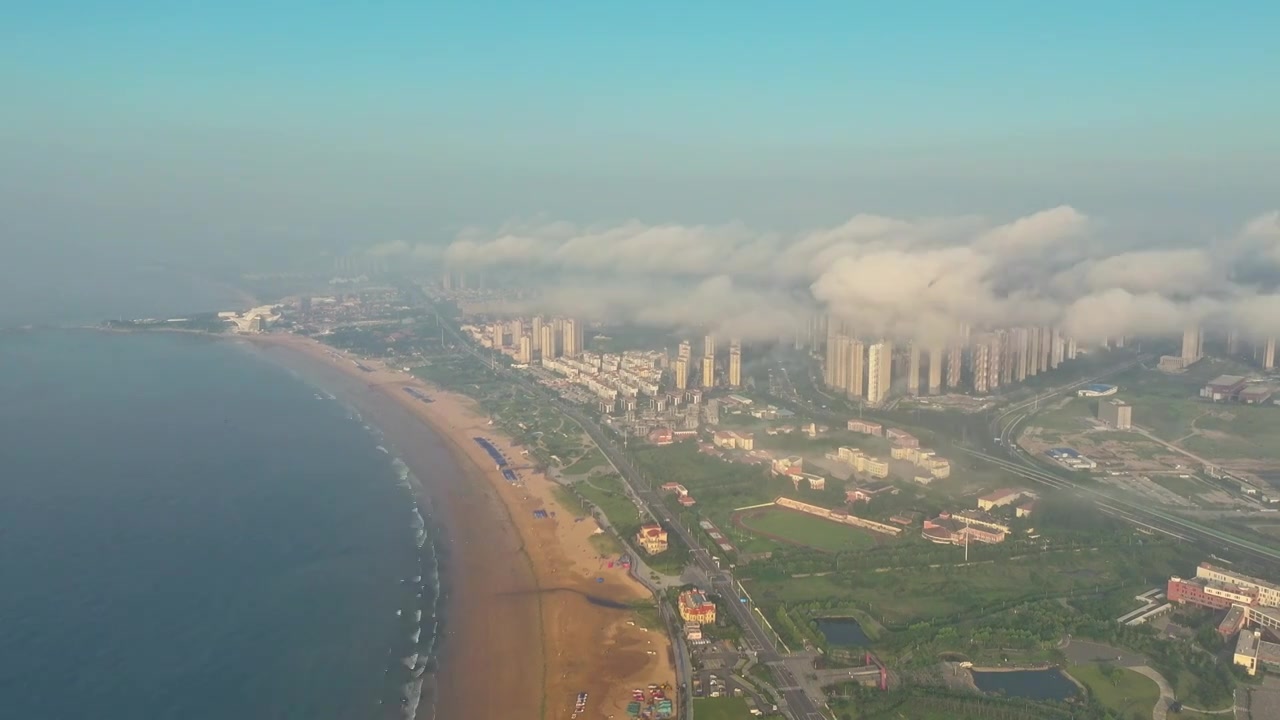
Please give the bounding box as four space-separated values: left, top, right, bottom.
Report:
0 330 438 719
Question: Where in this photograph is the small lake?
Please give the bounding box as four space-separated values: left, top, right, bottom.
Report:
972 669 1078 701
815 618 871 647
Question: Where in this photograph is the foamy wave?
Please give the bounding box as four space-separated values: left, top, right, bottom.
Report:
401 653 418 670
410 508 427 548
400 676 424 719
410 627 421 644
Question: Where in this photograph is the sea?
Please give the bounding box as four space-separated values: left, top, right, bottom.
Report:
0 325 444 719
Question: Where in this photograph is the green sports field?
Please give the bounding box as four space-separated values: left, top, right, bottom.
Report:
738 506 878 552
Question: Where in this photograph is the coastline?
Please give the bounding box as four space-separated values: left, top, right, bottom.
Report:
243 332 676 719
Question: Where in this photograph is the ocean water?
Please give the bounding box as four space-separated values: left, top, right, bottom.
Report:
0 330 440 719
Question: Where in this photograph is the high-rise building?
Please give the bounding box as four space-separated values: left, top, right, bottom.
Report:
946 346 963 390
701 354 716 388
531 316 543 352
491 323 505 349
1027 328 1040 377
540 325 558 360
678 340 692 362
1227 330 1239 356
1011 327 1029 383
1050 328 1064 368
1182 327 1203 364
517 335 533 364
563 318 580 357
846 338 865 398
928 347 944 395
508 319 523 343
866 341 892 406
998 330 1014 386
1038 326 1051 373
1265 337 1276 370
907 345 921 396
1067 337 1078 360
986 334 1002 392
827 333 848 391
728 339 742 387
673 358 689 390
703 334 716 360
971 338 991 395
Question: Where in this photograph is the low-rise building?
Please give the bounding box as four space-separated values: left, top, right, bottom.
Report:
922 513 1007 545
1201 375 1248 402
978 488 1029 511
846 481 896 504
635 523 669 555
886 428 919 447
678 589 717 624
1098 399 1133 430
771 455 804 477
712 430 755 450
847 419 883 436
1234 629 1280 675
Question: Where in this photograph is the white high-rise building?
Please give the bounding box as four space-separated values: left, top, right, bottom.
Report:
907 345 921 396
866 341 892 406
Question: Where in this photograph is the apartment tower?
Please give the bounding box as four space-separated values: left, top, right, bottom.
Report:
866 341 892 406
728 339 742 387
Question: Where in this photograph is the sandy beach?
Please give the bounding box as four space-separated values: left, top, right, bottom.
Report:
250 333 676 720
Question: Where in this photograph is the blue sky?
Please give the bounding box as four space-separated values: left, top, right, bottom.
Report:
2 1 1278 264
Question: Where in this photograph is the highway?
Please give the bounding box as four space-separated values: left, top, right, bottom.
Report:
966 356 1280 566
427 302 827 720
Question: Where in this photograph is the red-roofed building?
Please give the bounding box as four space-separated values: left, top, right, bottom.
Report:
635 523 669 555
678 495 697 507
647 427 674 445
848 419 884 436
678 589 717 624
886 429 919 448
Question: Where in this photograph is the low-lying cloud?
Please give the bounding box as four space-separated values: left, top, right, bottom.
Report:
373 207 1280 343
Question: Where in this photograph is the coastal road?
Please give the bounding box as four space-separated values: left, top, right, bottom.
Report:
426 303 826 720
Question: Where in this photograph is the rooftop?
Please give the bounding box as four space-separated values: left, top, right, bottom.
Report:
980 488 1024 502
1207 374 1247 387
1201 562 1280 596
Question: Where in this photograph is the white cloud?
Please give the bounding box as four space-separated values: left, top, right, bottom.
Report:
374 207 1280 342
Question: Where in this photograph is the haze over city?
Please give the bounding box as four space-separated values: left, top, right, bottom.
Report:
6 3 1280 720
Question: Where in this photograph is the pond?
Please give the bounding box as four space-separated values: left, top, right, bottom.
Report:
814 617 871 647
971 669 1078 701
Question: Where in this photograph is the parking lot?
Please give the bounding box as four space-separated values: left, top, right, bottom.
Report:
690 641 774 715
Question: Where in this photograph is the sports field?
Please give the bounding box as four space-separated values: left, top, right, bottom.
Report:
737 506 877 552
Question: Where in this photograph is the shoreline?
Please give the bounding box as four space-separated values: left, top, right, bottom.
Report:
242 332 677 719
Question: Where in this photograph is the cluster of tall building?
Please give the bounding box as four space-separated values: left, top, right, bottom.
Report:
823 321 1079 402
670 335 742 391
488 315 584 365
1163 325 1276 372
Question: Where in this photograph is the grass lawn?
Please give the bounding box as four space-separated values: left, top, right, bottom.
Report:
1068 663 1159 719
691 697 754 720
1149 475 1209 495
1029 397 1097 432
562 447 607 474
739 507 877 552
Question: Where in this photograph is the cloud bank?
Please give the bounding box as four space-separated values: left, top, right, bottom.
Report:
374 207 1280 343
